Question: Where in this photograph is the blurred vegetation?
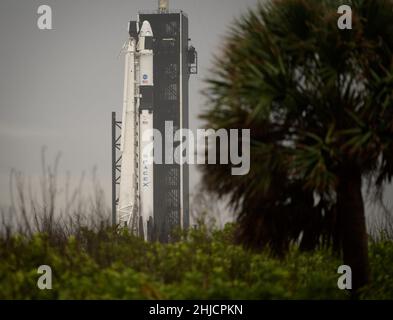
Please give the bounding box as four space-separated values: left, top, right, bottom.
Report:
0 150 392 300
201 0 393 291
0 221 392 300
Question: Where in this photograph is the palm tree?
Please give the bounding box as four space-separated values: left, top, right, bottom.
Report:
202 0 393 291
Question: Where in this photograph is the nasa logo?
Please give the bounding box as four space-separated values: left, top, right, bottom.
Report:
143 74 148 80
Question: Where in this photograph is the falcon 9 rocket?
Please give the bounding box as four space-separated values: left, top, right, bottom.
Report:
117 20 154 240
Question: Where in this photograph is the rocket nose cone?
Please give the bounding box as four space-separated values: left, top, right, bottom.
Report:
140 21 153 37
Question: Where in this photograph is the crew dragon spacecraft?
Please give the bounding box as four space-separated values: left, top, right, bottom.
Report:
112 0 198 242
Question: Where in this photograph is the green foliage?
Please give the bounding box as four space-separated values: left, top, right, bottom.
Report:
202 0 393 253
360 238 393 299
0 224 392 300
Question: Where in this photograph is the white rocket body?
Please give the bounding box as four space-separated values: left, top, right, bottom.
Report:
118 20 154 240
139 111 154 240
138 21 154 240
138 22 154 87
118 39 137 229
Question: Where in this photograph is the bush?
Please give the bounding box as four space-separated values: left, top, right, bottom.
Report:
1 223 392 300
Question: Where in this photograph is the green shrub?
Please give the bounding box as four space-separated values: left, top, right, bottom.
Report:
0 224 391 299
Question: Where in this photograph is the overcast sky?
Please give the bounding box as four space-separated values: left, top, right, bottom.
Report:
0 0 259 216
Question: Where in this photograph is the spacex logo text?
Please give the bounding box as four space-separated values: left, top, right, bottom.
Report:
142 160 150 188
140 121 250 176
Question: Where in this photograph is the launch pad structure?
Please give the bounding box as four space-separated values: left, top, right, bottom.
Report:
112 1 198 242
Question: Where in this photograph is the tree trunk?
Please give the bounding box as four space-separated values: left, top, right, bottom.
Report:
337 166 370 293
